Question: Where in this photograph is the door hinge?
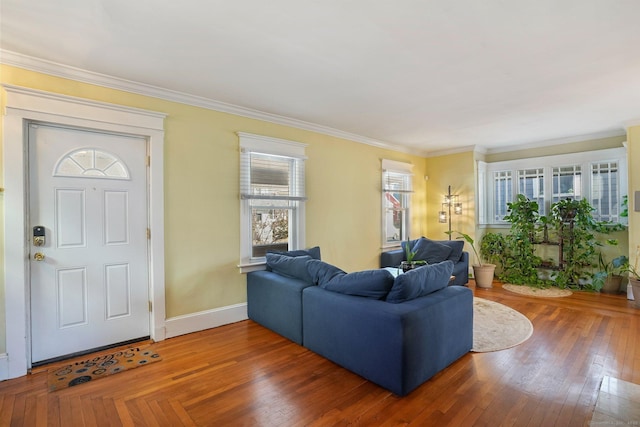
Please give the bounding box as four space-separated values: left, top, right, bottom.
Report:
147 228 151 240
147 156 151 167
149 301 153 312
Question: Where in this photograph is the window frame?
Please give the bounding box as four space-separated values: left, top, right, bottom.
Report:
478 147 627 226
381 159 413 248
238 132 307 272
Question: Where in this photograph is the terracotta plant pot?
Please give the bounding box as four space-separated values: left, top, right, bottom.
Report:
473 264 496 289
629 277 640 308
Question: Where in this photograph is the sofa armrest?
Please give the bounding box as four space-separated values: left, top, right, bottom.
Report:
451 251 470 286
247 270 313 345
380 248 405 268
302 286 473 395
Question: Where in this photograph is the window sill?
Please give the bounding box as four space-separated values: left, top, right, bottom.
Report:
238 262 267 274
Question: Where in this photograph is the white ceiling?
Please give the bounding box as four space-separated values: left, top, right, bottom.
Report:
1 0 639 154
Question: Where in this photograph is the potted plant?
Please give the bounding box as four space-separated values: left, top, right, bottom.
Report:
447 231 495 288
622 245 640 308
501 195 542 286
593 239 628 293
401 239 427 272
480 232 506 276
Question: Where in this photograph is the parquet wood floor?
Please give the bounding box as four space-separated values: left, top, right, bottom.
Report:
1 281 638 426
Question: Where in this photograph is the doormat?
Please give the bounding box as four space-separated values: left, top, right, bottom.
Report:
48 347 161 391
503 283 572 298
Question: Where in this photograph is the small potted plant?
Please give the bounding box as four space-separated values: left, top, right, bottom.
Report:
621 245 640 308
593 239 628 293
401 239 427 272
447 231 496 288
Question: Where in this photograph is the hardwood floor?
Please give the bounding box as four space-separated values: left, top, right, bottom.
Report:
1 281 639 426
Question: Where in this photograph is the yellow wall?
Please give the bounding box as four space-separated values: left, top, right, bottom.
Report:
425 151 476 261
0 65 428 354
628 125 640 270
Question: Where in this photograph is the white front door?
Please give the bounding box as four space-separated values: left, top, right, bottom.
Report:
29 123 150 364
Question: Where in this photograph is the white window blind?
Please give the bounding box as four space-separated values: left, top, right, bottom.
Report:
238 133 307 271
381 159 413 246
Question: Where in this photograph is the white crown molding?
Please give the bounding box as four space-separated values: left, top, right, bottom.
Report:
0 49 424 156
425 144 478 158
624 118 640 130
484 129 626 155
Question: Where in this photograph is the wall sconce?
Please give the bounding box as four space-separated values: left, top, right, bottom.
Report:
440 185 462 239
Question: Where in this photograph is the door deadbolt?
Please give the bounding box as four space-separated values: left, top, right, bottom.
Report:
34 252 45 261
33 226 46 246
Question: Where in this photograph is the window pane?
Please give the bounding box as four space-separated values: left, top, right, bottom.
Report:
493 171 512 221
552 165 581 204
591 162 618 222
383 170 411 243
385 192 407 242
251 208 290 257
250 154 292 197
518 168 545 215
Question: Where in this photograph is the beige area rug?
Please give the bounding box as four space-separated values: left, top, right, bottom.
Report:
472 297 533 352
503 283 573 298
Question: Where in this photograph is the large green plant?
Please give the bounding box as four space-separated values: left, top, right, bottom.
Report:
547 198 626 290
480 232 506 273
502 195 542 285
446 231 486 265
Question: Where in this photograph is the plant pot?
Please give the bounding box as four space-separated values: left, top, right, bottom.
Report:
473 264 496 289
629 277 640 308
602 275 623 294
401 261 425 272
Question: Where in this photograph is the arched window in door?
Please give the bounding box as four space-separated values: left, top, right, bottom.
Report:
54 148 130 179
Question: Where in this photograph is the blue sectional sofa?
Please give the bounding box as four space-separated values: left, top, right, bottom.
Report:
380 237 470 286
246 247 473 396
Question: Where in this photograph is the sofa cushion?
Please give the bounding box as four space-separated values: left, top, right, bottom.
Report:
306 259 345 284
386 260 454 303
266 253 314 283
267 246 321 260
307 259 394 300
411 237 453 264
441 240 464 262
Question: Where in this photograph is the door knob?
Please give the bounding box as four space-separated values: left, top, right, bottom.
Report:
34 252 45 261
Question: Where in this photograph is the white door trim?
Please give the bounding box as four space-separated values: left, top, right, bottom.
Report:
2 84 167 379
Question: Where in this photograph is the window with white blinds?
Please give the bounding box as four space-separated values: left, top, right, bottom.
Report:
238 133 307 270
381 159 413 246
478 147 627 226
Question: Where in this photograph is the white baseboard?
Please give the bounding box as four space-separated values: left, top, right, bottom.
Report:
164 303 248 339
0 353 8 381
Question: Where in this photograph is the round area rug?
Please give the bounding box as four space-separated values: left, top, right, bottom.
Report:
503 283 572 298
472 297 533 352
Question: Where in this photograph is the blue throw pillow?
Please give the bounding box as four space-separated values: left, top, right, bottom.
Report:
306 259 394 300
306 259 345 285
266 253 314 283
440 240 464 262
412 237 452 264
267 246 321 260
386 260 454 303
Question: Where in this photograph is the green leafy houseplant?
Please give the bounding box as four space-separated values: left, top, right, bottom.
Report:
547 198 626 290
445 231 485 265
402 238 427 272
621 245 640 308
480 232 506 273
593 239 628 293
502 195 542 286
446 230 496 288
